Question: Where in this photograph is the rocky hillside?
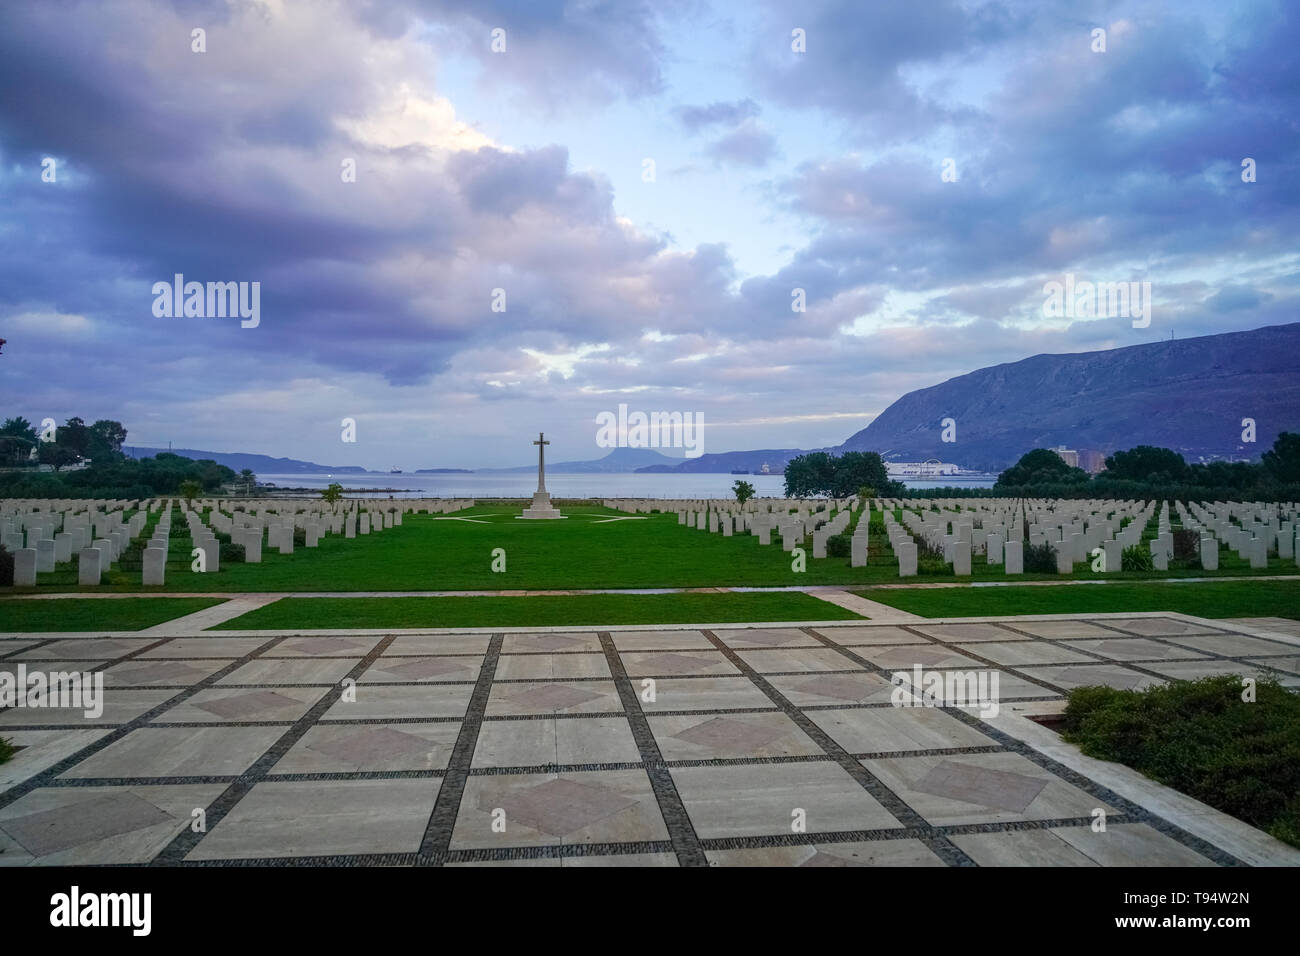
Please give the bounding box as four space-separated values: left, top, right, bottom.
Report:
837 322 1300 471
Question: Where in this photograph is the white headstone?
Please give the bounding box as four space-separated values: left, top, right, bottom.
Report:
1004 540 1023 574
12 548 37 586
78 547 101 585
143 547 166 586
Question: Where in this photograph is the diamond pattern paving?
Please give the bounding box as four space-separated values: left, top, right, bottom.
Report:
1 614 1294 867
0 792 172 856
192 690 307 720
671 716 786 751
373 657 472 679
506 683 603 711
912 760 1048 813
484 778 639 837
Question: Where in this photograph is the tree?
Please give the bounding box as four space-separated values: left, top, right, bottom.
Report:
321 482 344 510
732 479 755 505
783 452 835 497
997 448 1089 487
1262 431 1300 484
0 417 37 444
0 417 38 466
239 469 257 494
1103 445 1188 483
37 442 79 472
785 451 903 497
1188 459 1261 490
178 479 202 509
57 417 90 457
87 420 128 462
831 452 900 497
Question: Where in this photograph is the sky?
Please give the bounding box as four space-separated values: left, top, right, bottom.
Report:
1 0 1296 470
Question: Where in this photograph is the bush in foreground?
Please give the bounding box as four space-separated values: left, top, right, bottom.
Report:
1024 542 1056 573
1062 675 1300 848
0 736 14 765
1121 544 1153 572
826 533 851 558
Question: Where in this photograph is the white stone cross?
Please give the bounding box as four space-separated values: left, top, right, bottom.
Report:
534 432 549 493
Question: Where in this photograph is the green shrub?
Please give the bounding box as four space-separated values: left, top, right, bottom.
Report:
1062 675 1300 848
1024 542 1057 573
118 538 146 571
293 527 306 547
826 533 851 558
0 544 12 586
1172 528 1199 561
1121 544 1154 572
1170 528 1202 569
916 540 953 576
0 736 14 765
219 541 246 564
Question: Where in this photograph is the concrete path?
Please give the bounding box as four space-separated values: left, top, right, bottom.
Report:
137 596 283 636
803 587 923 622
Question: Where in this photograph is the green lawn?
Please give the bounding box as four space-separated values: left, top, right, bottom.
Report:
213 591 862 629
0 597 224 631
856 579 1300 619
8 504 1297 593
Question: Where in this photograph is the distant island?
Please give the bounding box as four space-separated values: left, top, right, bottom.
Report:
415 468 473 473
124 447 368 474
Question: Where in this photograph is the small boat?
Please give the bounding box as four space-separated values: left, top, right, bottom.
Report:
389 466 402 474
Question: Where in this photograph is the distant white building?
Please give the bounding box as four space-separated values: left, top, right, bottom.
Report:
886 460 961 478
1050 446 1079 468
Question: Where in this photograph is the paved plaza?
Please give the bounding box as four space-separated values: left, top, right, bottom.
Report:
2 613 1299 866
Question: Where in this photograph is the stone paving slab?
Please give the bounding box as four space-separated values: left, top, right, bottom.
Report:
1 614 1298 867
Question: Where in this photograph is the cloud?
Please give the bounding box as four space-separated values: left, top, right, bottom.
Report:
705 120 779 167
677 98 762 132
374 0 675 107
0 0 1295 468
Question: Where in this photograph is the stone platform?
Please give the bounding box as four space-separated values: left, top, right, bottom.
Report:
1 613 1298 866
519 491 564 520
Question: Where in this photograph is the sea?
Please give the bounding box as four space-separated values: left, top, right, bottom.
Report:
257 472 997 499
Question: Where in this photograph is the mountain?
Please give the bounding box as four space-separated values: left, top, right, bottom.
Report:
124 447 368 473
641 322 1300 474
477 446 686 474
635 448 810 474
838 322 1300 471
